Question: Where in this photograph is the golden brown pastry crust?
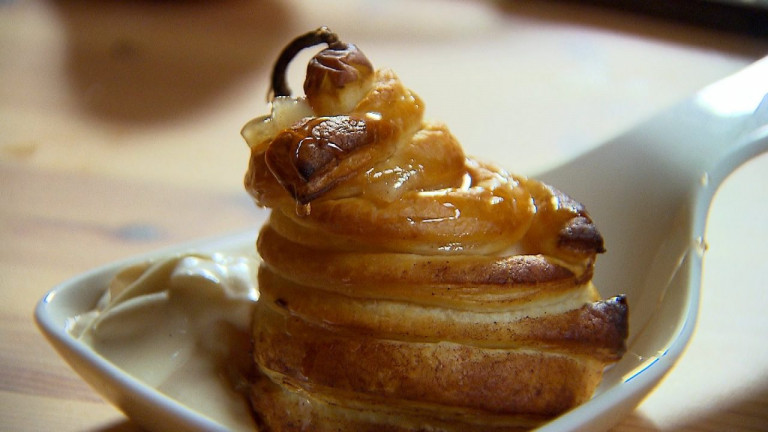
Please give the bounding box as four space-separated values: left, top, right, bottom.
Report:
243 28 627 431
251 370 543 432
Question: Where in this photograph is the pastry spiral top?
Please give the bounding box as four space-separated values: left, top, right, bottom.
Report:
243 46 603 264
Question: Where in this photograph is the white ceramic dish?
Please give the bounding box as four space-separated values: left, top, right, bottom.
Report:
36 58 768 431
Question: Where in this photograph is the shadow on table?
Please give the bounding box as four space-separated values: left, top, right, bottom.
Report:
92 420 143 432
48 0 292 126
611 378 768 431
49 0 768 129
497 0 768 57
89 383 768 432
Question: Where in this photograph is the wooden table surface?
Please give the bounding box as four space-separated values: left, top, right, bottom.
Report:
2 0 767 430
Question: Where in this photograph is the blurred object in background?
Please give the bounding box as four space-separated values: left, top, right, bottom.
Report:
49 0 289 125
559 0 768 37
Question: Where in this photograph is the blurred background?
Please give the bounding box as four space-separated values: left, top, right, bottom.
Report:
1 0 767 431
3 0 768 190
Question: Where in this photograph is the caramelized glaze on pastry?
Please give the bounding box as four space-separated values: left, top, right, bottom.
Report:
242 27 628 431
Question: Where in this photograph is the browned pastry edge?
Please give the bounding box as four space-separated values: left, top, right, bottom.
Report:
522 183 605 262
250 369 544 432
548 185 605 255
256 269 627 361
248 172 604 264
256 258 587 311
256 224 595 305
253 303 605 419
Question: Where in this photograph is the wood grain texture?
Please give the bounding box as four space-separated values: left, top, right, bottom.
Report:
1 0 767 430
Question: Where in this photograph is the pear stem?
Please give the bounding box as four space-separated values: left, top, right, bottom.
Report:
271 27 343 98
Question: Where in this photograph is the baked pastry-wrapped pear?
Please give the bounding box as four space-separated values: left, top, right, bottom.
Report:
242 27 628 432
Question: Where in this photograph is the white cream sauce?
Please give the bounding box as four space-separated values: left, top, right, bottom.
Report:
68 253 260 432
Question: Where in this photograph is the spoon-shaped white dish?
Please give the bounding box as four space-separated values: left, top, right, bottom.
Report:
35 57 768 432
536 56 768 431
